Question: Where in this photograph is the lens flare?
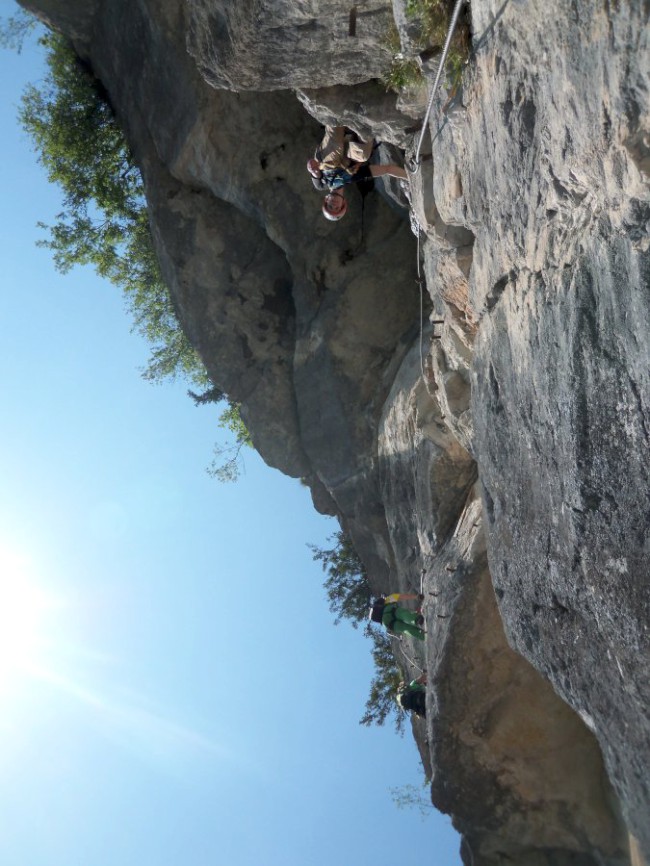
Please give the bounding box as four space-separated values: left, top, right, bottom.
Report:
0 547 53 691
0 545 226 768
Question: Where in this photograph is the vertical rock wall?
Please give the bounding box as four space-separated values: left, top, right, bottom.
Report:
410 0 650 855
20 0 650 861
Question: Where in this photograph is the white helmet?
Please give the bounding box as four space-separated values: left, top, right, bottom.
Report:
322 192 347 221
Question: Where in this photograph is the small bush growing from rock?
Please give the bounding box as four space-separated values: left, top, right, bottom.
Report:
382 0 469 92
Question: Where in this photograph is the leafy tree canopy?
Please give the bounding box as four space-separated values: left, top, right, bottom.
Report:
207 402 254 483
0 9 36 53
311 530 407 733
361 628 407 734
16 30 252 478
310 529 372 627
390 781 434 818
19 32 205 387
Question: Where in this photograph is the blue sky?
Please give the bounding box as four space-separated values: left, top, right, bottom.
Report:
0 5 460 864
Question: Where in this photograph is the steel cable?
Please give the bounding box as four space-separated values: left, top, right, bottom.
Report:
408 0 467 173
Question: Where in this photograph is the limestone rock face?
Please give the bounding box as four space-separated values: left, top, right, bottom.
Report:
297 80 422 147
186 0 394 91
20 0 650 862
378 349 628 866
406 0 649 856
23 0 96 40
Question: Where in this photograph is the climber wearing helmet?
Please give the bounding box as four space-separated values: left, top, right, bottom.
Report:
322 191 348 221
308 125 408 211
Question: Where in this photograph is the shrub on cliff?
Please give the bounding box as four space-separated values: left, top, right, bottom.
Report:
382 0 469 93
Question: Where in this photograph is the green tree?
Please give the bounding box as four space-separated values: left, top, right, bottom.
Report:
0 9 37 53
207 403 253 483
19 32 205 387
311 531 407 732
310 530 372 627
17 31 251 478
390 781 434 818
361 629 407 734
188 385 226 407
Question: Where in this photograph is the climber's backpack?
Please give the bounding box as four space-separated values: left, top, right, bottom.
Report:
397 687 426 717
369 596 386 624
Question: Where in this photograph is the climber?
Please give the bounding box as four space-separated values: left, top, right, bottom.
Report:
322 190 348 221
307 125 408 197
369 592 425 641
396 673 427 718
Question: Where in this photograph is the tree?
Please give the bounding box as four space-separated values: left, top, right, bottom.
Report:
206 403 253 483
310 530 372 627
390 782 434 818
361 629 407 734
17 31 251 479
19 32 205 387
0 9 37 53
188 386 226 407
311 531 407 732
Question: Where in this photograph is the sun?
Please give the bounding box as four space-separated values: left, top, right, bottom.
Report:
0 546 53 691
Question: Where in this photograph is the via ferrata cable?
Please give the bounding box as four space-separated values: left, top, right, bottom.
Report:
408 0 467 173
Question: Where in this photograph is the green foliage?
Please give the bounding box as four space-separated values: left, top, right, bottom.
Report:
405 0 448 47
206 403 253 483
383 54 423 92
0 9 37 53
445 47 466 91
407 0 469 82
18 32 205 387
311 531 407 733
382 23 422 91
189 388 252 482
361 629 407 734
19 31 253 482
188 386 226 407
310 530 372 627
382 0 469 92
390 781 434 818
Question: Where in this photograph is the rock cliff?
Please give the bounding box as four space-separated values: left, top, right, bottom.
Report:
21 0 649 863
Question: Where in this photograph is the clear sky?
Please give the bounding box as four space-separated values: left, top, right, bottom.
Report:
0 4 460 864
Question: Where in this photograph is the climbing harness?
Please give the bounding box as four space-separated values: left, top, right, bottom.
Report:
408 0 468 173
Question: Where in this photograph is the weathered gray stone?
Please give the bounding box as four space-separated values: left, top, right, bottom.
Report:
459 0 649 851
297 79 422 147
378 346 629 866
186 0 394 91
19 0 650 859
425 498 628 866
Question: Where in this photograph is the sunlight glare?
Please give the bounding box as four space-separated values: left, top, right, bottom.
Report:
0 546 53 692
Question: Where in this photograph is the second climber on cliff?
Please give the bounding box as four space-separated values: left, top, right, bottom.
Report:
369 592 425 640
